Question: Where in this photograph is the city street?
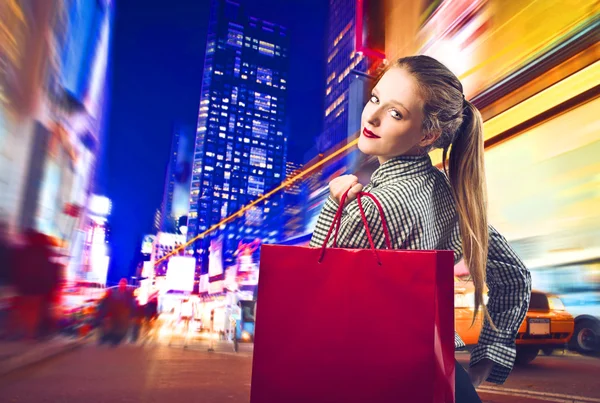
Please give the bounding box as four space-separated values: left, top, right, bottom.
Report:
1 335 599 403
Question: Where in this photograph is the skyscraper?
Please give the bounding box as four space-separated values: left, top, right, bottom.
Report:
282 161 303 239
300 0 386 236
187 0 289 275
318 0 385 154
160 124 194 233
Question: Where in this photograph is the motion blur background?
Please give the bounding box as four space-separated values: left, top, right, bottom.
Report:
0 0 599 401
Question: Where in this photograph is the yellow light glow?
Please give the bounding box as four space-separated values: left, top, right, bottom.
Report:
430 60 600 166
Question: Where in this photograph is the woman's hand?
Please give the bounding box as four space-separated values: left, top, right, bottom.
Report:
329 175 364 207
468 358 494 388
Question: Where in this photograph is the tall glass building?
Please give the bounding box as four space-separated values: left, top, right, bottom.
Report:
187 0 289 275
160 124 194 233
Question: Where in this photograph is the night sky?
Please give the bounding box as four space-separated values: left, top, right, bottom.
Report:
100 0 328 283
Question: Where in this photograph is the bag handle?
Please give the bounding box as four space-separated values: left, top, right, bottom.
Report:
319 188 392 265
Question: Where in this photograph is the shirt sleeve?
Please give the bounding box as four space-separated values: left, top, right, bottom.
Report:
469 225 532 384
309 196 344 248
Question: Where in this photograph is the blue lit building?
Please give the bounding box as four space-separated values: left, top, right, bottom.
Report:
187 0 289 275
318 0 375 154
160 124 194 233
302 0 385 235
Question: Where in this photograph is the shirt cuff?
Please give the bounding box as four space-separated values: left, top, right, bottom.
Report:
324 195 341 212
469 343 516 384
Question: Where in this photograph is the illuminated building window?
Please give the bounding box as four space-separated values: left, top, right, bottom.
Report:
258 41 275 56
257 67 273 85
326 86 332 96
333 22 352 47
247 175 265 196
252 119 269 140
326 72 336 84
250 147 267 168
227 29 243 48
327 48 339 63
325 93 346 117
254 91 271 112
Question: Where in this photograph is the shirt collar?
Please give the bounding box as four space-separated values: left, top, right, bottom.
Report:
370 154 433 187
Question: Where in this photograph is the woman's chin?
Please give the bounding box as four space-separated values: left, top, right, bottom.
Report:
357 138 378 156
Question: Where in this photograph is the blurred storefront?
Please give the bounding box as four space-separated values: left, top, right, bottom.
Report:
383 0 600 324
0 0 113 275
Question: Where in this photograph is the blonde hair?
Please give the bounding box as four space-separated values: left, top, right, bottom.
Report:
380 55 493 328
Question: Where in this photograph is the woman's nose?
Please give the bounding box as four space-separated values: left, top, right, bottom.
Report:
366 108 381 127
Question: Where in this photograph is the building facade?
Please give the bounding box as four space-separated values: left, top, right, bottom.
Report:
187 0 290 278
317 0 385 154
282 161 303 240
160 124 194 233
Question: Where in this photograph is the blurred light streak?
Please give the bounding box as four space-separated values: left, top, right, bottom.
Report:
155 138 359 264
457 1 597 84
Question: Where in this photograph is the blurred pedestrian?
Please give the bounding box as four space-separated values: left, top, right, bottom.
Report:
130 301 145 342
11 230 60 340
145 297 158 322
0 222 14 338
98 278 135 346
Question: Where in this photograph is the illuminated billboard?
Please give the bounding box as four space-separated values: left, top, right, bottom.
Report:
166 256 195 292
141 234 155 255
208 235 224 279
355 0 386 60
89 195 111 217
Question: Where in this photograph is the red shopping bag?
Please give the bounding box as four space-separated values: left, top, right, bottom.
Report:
251 191 455 403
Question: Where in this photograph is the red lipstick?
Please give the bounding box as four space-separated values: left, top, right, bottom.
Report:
363 127 380 139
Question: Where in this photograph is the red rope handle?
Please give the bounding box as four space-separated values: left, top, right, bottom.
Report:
356 195 381 265
319 187 352 262
356 192 392 249
319 189 392 264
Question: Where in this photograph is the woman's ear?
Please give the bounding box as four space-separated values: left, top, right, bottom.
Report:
419 129 442 148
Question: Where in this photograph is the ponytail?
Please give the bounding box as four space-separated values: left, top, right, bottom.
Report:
389 55 495 328
445 100 495 329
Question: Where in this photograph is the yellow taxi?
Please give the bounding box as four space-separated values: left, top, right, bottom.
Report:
454 277 575 365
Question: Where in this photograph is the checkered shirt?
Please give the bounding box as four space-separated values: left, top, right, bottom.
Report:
309 154 532 385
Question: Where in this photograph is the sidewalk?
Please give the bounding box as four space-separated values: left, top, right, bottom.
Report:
0 336 87 376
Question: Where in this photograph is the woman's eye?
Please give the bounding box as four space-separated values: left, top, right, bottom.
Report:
390 110 402 120
369 94 379 104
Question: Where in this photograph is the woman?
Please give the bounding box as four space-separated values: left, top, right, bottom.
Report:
309 55 531 402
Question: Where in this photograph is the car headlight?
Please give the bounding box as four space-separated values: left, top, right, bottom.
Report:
455 293 474 309
454 292 489 309
242 331 251 341
548 296 566 311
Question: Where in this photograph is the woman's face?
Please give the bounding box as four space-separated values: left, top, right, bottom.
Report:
358 67 427 164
